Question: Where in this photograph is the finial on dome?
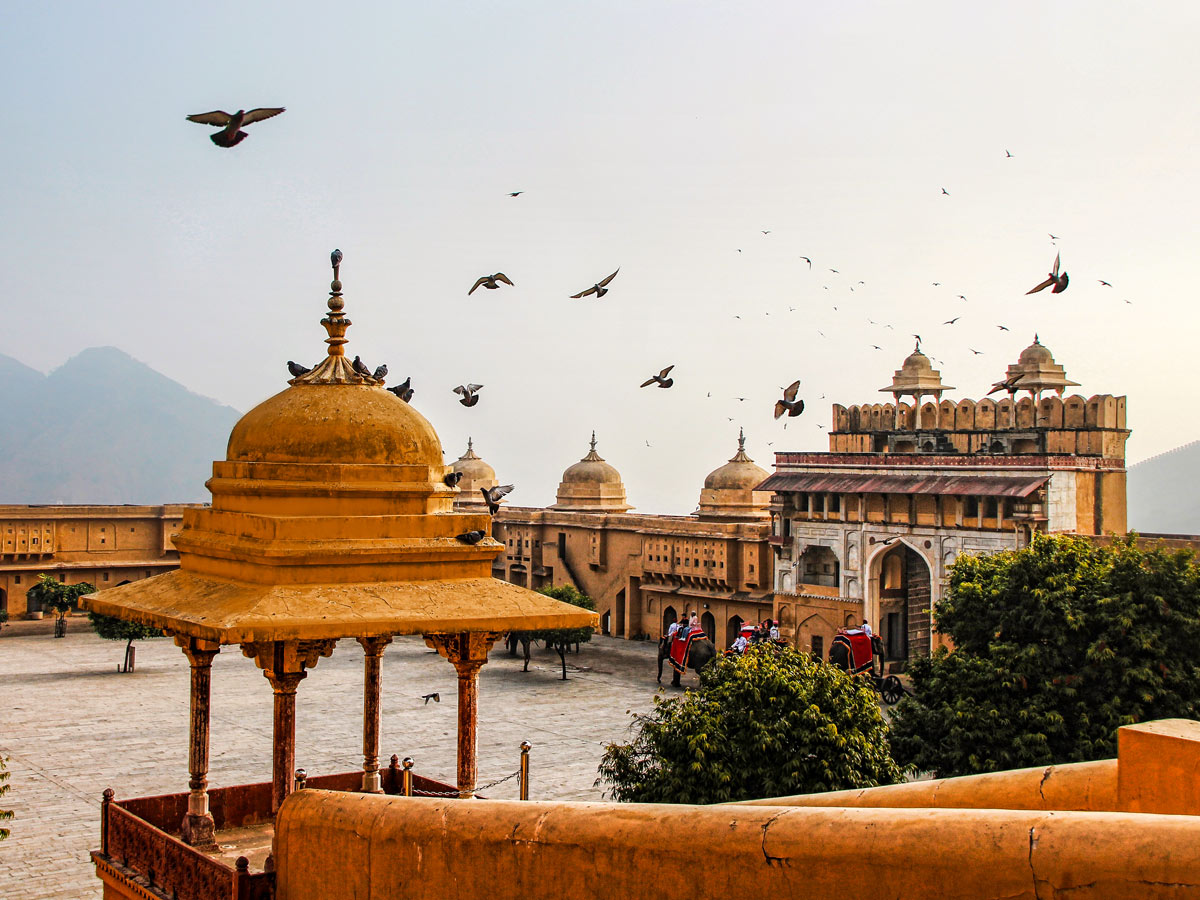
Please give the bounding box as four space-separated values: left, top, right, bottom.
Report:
288 249 380 386
738 427 746 451
914 337 921 352
1034 333 1040 344
467 436 474 452
590 430 597 452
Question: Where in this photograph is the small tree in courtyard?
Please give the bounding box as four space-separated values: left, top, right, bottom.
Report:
26 575 70 637
598 645 902 803
528 584 595 680
889 533 1200 778
88 612 164 673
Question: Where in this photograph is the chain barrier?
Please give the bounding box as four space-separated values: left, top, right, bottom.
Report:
411 769 521 797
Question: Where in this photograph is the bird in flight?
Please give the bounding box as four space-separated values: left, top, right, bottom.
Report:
422 693 441 704
931 282 941 287
800 257 812 268
957 294 968 301
830 268 840 274
871 345 882 350
943 317 961 325
640 365 675 389
507 191 523 197
186 107 285 147
1027 253 1069 294
453 384 484 407
571 269 620 299
774 380 804 419
969 348 983 355
761 230 771 234
911 334 922 346
480 484 515 515
387 377 414 403
1098 280 1112 287
1048 233 1059 240
941 188 949 195
997 324 1010 331
287 361 311 377
468 273 514 295
988 374 1026 395
1005 149 1013 158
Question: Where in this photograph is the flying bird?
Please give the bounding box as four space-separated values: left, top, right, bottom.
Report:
943 317 960 325
570 268 620 299
480 484 515 515
941 188 949 195
931 282 941 287
1098 280 1112 287
911 334 922 346
761 230 771 234
387 377 414 403
1005 149 1013 158
372 364 388 381
352 356 372 377
287 361 311 377
468 273 514 295
1048 233 1059 240
455 530 486 544
640 365 675 389
507 191 523 197
422 693 441 704
800 257 811 268
774 380 804 419
1027 253 1069 294
186 107 285 147
969 348 983 355
871 345 882 350
997 324 1010 331
957 294 968 301
829 268 839 274
988 374 1026 395
453 384 483 407
444 472 463 487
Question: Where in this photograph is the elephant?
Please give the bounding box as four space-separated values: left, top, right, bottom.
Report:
657 632 717 687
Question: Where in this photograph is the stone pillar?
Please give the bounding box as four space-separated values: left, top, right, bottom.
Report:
357 635 392 793
177 636 220 846
424 632 502 798
241 639 335 814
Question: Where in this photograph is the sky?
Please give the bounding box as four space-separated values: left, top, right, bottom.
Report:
2 1 1197 514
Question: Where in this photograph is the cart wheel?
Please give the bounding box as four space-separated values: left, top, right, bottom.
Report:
881 676 904 705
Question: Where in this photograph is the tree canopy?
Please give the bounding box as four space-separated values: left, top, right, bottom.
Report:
26 575 91 636
88 612 164 672
529 584 595 680
598 644 902 803
889 533 1200 777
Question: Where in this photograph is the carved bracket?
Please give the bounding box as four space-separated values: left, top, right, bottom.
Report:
423 632 502 669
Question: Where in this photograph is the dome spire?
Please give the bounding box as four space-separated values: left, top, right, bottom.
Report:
290 249 381 386
590 430 597 452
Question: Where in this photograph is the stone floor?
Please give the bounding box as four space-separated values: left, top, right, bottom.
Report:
0 626 667 899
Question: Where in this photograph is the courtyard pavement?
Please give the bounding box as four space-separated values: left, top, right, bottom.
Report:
0 625 667 899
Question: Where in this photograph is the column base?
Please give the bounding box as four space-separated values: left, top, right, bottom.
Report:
180 811 216 847
361 770 383 793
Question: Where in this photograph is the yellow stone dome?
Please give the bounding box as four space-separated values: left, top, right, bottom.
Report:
704 433 768 491
1018 337 1054 366
901 349 933 373
560 433 624 485
696 430 771 522
227 383 443 466
552 433 631 512
451 437 497 485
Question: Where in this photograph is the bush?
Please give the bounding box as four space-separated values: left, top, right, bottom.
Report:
529 585 596 680
889 533 1200 777
598 644 902 803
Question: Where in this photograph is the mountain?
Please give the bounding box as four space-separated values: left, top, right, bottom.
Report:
0 347 241 504
1127 441 1200 536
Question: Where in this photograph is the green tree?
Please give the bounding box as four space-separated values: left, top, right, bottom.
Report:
26 575 69 637
0 755 12 840
890 533 1200 778
529 584 596 680
88 612 164 672
598 644 902 803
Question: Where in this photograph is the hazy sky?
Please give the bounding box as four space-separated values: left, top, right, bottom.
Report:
3 1 1197 514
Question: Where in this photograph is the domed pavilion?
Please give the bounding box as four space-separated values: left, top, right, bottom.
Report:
695 429 771 522
1000 335 1081 401
451 437 498 511
550 432 632 512
879 342 954 429
81 254 595 893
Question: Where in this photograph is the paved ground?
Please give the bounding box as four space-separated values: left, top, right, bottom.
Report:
0 624 667 899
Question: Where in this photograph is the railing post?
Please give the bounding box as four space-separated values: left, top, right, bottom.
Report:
402 757 414 797
294 768 307 791
101 788 114 856
235 856 251 900
519 741 531 801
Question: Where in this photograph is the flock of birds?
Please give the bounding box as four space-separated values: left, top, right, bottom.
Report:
190 104 1132 532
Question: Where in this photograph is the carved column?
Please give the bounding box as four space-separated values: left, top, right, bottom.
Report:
241 639 335 813
424 632 502 798
357 635 392 793
177 636 220 846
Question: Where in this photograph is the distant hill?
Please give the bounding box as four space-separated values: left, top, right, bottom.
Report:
0 347 241 504
1128 441 1200 536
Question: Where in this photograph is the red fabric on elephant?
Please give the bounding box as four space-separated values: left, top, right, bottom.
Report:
669 628 709 673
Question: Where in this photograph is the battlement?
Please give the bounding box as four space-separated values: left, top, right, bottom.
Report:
830 394 1128 460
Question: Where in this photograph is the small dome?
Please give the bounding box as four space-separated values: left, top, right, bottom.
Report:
552 433 631 512
901 349 934 373
227 383 443 465
1018 336 1054 365
451 437 496 485
704 432 768 491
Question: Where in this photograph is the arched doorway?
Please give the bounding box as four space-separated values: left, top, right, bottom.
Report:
614 588 626 638
662 605 677 636
873 543 932 661
600 610 611 636
726 615 743 647
701 611 715 643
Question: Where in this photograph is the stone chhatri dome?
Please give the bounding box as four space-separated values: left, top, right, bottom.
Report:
696 429 771 521
879 342 954 396
552 432 631 512
450 437 497 510
1004 334 1081 397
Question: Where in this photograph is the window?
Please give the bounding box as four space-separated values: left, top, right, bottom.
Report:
14 575 20 585
58 574 65 582
144 570 151 578
130 527 135 533
749 564 755 573
964 497 979 518
102 573 109 582
694 558 700 567
31 538 38 545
